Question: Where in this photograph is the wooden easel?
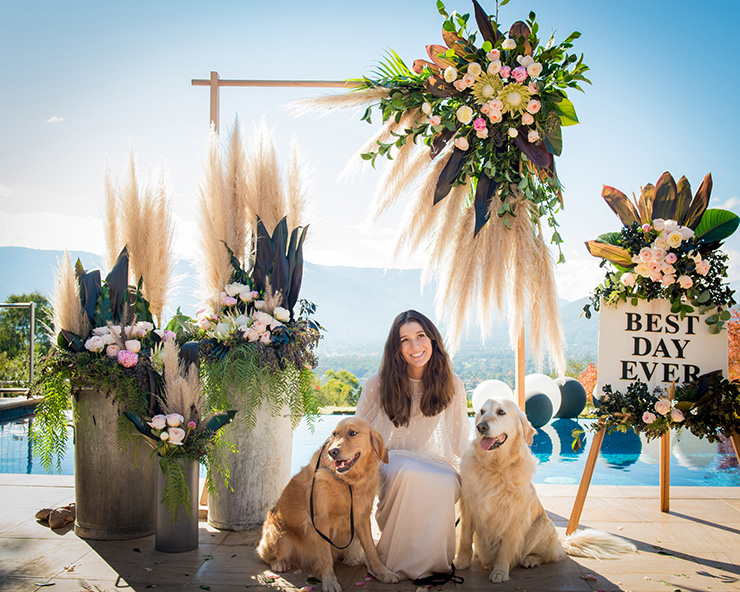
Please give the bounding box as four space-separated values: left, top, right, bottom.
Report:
566 426 740 535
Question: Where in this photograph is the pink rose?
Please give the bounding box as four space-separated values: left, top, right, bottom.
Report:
696 260 710 275
639 247 654 262
486 49 500 61
490 99 504 111
429 115 441 126
512 66 528 82
526 99 541 114
487 110 502 123
678 275 693 289
499 65 511 79
521 112 534 125
649 261 663 274
473 117 487 132
661 274 676 286
453 79 467 91
642 411 656 424
527 82 538 94
196 317 212 330
670 408 685 423
462 74 475 87
480 103 491 115
117 349 138 368
654 399 671 416
642 223 652 233
664 252 678 264
454 136 469 151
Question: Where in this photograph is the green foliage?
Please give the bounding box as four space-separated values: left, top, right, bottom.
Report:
318 370 362 407
0 292 52 358
159 456 192 521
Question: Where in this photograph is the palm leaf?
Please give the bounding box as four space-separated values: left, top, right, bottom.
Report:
425 44 456 69
695 208 740 243
434 147 471 204
602 185 639 226
474 174 498 236
472 0 500 44
637 184 654 224
674 176 693 225
651 172 678 221
684 173 713 230
584 240 634 267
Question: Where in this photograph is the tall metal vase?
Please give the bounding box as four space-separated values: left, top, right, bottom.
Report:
208 398 292 530
73 385 156 540
156 457 199 552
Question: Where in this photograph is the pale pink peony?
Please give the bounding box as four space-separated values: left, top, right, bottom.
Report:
106 344 120 358
655 399 671 416
168 427 186 445
642 411 656 424
246 328 260 342
678 275 693 289
456 105 474 124
487 49 500 61
166 413 184 427
443 66 457 83
670 408 685 423
148 414 167 430
480 103 491 115
662 274 676 286
490 99 504 111
259 332 272 345
117 349 138 368
653 218 666 231
467 63 482 77
196 317 212 330
501 39 517 50
519 55 534 67
642 223 652 233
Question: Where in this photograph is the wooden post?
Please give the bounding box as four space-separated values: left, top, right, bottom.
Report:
730 431 740 464
516 331 525 410
660 430 670 512
209 71 220 133
566 425 605 535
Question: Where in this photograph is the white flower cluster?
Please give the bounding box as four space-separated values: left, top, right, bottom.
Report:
620 218 709 289
83 321 172 367
147 413 192 447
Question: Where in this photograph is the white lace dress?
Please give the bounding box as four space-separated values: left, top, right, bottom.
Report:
355 373 472 579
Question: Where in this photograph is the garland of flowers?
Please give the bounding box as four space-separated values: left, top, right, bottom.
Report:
584 172 738 332
589 371 740 443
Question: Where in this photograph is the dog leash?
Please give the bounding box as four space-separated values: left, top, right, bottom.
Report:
309 440 355 549
412 563 464 586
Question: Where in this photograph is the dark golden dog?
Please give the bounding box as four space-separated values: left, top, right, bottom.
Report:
455 397 635 584
257 417 399 592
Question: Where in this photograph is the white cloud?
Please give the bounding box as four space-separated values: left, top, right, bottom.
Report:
0 184 10 198
0 209 103 253
554 248 605 303
46 116 64 124
713 196 740 210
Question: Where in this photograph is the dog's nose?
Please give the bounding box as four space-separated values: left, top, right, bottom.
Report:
476 422 489 435
327 447 340 459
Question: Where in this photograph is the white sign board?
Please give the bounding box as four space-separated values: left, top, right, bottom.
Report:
597 299 728 396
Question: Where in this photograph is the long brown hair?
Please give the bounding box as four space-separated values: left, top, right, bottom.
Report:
378 310 455 427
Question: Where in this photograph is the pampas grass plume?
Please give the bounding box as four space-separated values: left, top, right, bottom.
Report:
52 250 89 338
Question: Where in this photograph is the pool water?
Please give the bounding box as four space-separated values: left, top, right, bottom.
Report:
2 414 738 487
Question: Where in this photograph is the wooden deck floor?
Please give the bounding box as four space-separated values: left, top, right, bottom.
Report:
1 474 739 592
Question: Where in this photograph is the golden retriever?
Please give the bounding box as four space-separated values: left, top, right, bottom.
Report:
455 397 636 583
257 417 399 592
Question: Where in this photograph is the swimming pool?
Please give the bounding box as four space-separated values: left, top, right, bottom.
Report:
1 414 737 486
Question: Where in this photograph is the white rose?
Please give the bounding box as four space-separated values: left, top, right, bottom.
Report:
527 62 543 78
443 66 458 83
519 55 534 68
467 62 482 77
508 128 518 138
92 326 110 336
166 413 184 427
652 218 666 231
487 60 502 75
148 415 167 430
124 339 141 353
253 311 274 325
421 102 432 115
168 427 186 445
620 272 636 287
109 325 122 337
273 307 290 322
666 232 683 248
106 344 120 358
502 39 517 50
102 333 115 345
680 226 694 239
456 105 474 124
136 321 154 334
254 300 266 311
527 130 539 143
84 335 105 353
225 282 245 297
454 136 469 151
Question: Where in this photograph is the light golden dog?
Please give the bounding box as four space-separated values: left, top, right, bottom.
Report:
257 417 399 592
455 397 635 583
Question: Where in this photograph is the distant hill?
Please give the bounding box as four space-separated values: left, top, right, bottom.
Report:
0 246 599 375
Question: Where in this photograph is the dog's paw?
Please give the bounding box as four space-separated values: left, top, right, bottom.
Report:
489 569 509 583
521 554 540 568
270 560 291 572
454 554 472 570
373 567 400 584
321 576 342 592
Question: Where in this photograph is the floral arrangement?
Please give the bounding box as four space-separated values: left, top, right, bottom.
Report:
587 371 740 443
353 0 589 244
584 172 738 332
124 340 236 519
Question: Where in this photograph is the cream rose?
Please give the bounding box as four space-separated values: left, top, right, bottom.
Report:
508 128 518 138
654 399 671 416
456 105 474 124
467 63 482 77
443 66 458 83
620 272 636 287
666 232 684 248
487 60 502 75
502 38 517 50
421 102 432 115
84 335 105 353
678 275 693 289
527 62 543 78
527 130 539 143
454 136 470 150
273 307 291 322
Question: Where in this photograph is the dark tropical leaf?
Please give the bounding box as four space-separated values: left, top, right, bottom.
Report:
59 329 85 353
123 411 156 440
106 247 130 323
651 172 678 221
637 184 654 224
423 75 459 98
78 268 101 326
674 176 692 225
412 59 439 74
179 341 200 373
584 240 634 267
596 231 622 246
287 226 308 314
271 217 289 253
434 148 470 204
253 217 276 293
513 131 553 170
602 185 639 226
425 44 456 69
270 244 290 307
472 0 499 44
473 174 498 236
430 127 456 158
684 173 713 230
695 208 740 243
204 410 237 433
509 21 532 55
543 121 562 156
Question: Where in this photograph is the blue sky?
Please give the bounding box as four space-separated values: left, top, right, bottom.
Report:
2 0 740 303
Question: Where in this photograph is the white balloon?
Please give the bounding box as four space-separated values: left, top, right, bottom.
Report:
673 431 717 469
471 380 515 412
524 373 562 417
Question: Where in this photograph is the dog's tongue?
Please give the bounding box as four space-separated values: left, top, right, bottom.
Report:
479 437 495 450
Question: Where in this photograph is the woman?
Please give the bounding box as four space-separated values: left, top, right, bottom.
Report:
355 310 472 580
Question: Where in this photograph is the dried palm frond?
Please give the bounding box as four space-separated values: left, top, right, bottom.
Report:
289 86 392 117
158 339 203 425
52 250 89 337
245 119 285 234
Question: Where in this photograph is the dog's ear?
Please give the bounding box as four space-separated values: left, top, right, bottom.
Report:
370 428 389 464
517 408 536 445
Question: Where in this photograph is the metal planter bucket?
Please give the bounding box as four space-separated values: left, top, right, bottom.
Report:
73 385 156 540
207 398 292 531
156 457 199 552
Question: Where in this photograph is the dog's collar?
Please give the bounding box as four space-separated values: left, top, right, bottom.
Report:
310 441 355 549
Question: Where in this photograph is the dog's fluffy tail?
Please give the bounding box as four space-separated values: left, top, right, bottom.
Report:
559 529 636 559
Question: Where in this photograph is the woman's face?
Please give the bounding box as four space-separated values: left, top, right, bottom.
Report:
399 321 432 379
